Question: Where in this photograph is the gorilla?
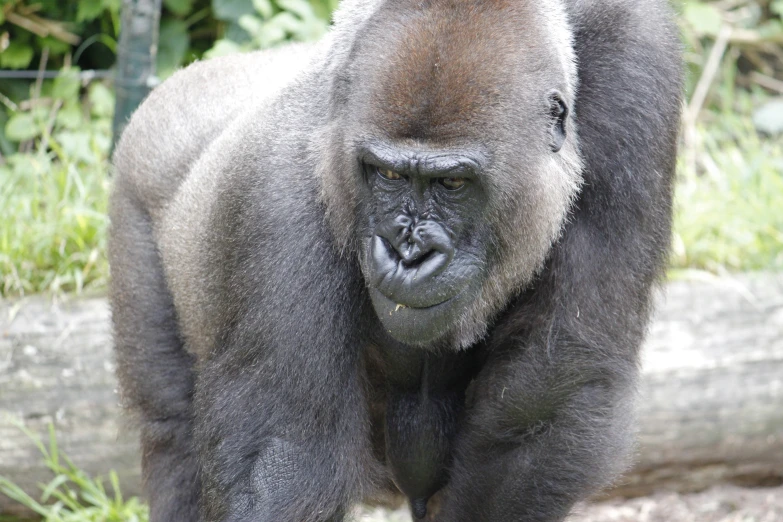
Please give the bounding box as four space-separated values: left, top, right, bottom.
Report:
109 0 682 520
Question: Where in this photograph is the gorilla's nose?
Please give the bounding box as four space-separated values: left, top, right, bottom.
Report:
377 216 452 270
398 226 432 268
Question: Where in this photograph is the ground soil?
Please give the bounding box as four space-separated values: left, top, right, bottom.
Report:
354 485 783 522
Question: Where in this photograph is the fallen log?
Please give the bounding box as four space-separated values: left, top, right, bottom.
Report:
0 296 140 517
1 274 782 515
621 273 783 496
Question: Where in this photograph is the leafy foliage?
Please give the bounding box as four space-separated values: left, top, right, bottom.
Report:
0 1 336 144
206 0 331 57
679 0 783 98
0 0 335 81
0 0 120 71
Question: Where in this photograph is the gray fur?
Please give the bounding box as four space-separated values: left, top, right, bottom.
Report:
109 0 682 520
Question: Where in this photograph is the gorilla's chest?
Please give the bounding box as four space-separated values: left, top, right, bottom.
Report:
363 343 480 517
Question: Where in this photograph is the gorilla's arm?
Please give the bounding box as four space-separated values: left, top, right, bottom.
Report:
191 177 375 521
436 2 683 520
438 228 647 522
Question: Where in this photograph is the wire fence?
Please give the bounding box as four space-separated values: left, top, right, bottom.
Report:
0 70 114 80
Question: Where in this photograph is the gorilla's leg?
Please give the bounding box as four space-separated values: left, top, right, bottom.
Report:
109 184 200 522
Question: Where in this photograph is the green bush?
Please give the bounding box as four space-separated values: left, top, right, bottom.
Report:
0 0 338 149
0 1 120 72
0 0 337 78
204 0 335 60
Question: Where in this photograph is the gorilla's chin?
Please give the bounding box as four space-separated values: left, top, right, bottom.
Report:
369 286 472 346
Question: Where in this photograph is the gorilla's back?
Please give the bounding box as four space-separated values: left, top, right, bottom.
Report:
112 43 316 222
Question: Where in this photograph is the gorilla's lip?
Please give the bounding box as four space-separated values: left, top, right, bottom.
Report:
372 286 463 311
370 285 473 322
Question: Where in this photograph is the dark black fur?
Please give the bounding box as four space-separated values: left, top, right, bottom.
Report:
109 0 682 520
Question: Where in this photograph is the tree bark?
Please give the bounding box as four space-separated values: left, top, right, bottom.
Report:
1 274 782 515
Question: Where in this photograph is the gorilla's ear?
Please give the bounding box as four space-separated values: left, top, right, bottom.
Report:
548 91 569 153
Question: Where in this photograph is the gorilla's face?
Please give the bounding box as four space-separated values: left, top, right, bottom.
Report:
321 0 584 347
359 143 490 345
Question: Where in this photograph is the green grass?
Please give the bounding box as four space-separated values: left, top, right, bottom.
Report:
0 422 147 522
672 107 783 274
0 82 111 297
0 150 109 297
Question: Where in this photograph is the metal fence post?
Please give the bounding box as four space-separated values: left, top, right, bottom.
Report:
111 0 162 150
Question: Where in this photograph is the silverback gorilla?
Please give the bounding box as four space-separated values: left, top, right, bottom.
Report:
109 0 682 520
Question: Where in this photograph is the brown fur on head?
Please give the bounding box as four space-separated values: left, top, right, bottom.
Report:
318 0 583 347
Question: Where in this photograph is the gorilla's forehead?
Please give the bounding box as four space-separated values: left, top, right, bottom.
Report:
350 0 569 141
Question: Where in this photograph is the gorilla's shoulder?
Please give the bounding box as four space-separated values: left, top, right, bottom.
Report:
111 44 316 214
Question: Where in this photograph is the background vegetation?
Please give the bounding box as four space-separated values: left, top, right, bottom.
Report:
0 1 781 519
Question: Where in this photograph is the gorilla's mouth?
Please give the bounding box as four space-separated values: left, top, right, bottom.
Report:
366 218 479 344
374 286 457 310
373 277 465 310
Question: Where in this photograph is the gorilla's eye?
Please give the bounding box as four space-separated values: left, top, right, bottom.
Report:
440 177 467 190
377 167 404 181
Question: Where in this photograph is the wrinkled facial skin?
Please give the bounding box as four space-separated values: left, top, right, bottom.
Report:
359 143 491 345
